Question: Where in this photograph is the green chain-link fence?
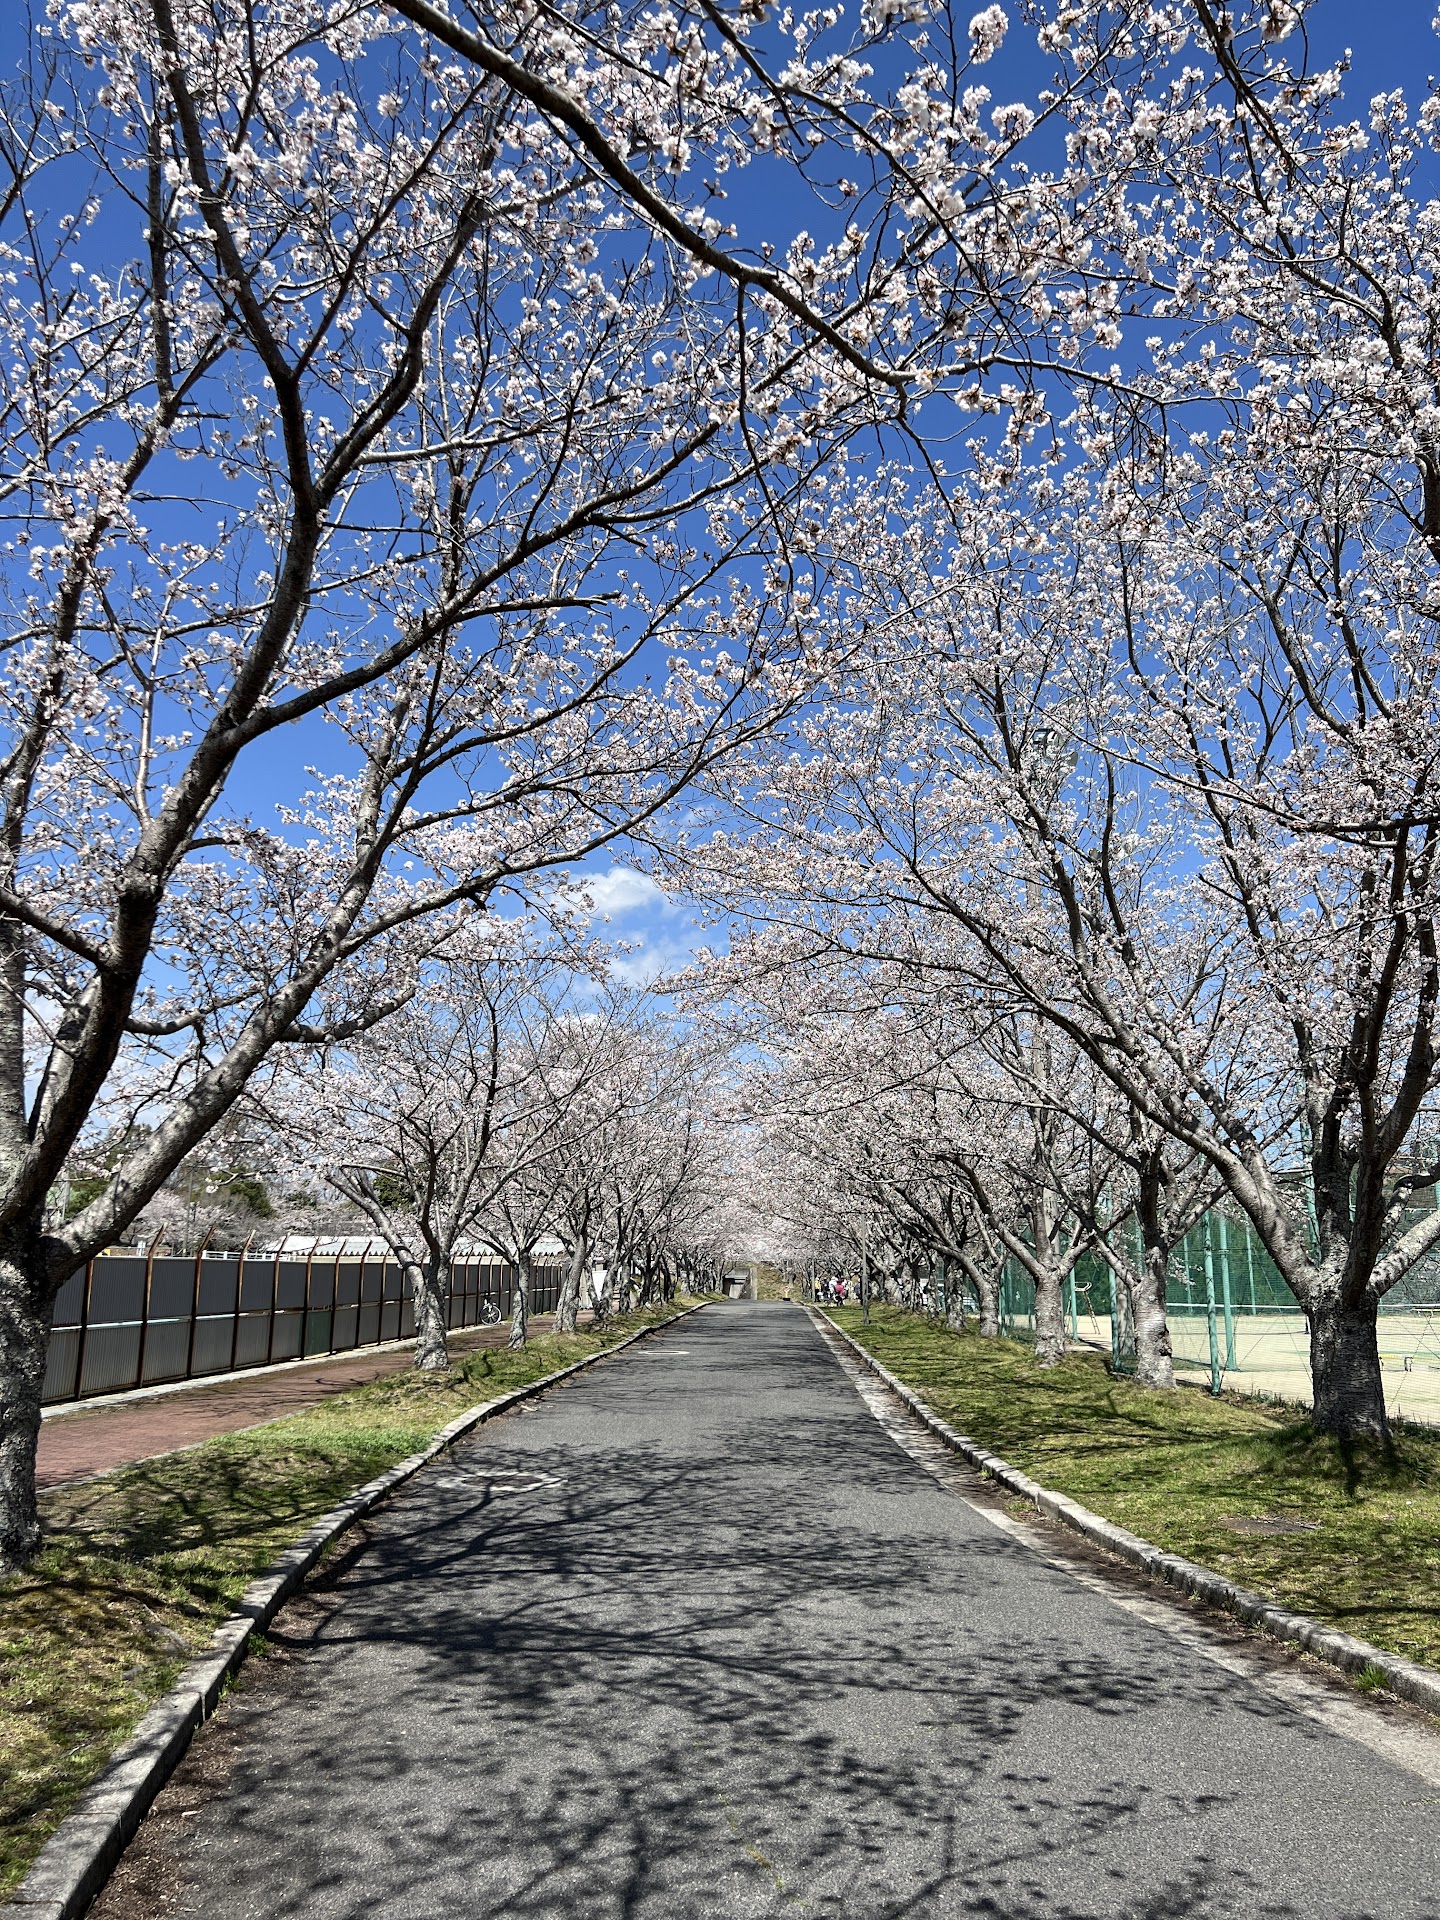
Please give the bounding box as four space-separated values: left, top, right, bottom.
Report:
964 1213 1440 1426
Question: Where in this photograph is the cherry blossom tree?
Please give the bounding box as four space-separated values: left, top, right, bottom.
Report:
905 39 1440 1437
479 1149 566 1352
583 1027 719 1308
276 912 601 1368
470 1011 728 1346
4 0 1392 1569
527 989 710 1331
672 18 1440 1436
0 0 1224 1571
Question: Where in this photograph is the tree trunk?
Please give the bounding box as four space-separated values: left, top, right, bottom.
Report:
554 1232 587 1336
636 1254 656 1308
1033 1263 1067 1366
1133 1240 1175 1390
508 1255 530 1351
973 1264 1000 1338
941 1257 967 1332
1113 1267 1136 1374
411 1256 450 1371
1308 1289 1389 1441
0 1229 55 1573
587 1261 610 1324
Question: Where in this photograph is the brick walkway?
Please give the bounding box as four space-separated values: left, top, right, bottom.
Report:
37 1321 556 1490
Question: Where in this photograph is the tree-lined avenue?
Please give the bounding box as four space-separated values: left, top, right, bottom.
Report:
91 1303 1440 1920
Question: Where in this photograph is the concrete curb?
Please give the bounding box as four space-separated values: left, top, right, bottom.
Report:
812 1308 1440 1720
3 1305 708 1920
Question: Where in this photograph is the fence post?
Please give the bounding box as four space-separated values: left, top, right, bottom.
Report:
1218 1214 1237 1371
301 1243 315 1359
266 1243 280 1364
136 1238 157 1389
1201 1217 1222 1395
185 1242 203 1380
229 1234 252 1373
74 1254 96 1401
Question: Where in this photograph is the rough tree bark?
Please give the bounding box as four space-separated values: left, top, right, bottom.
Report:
941 1257 967 1332
1131 1238 1175 1391
508 1254 530 1350
0 1228 54 1571
958 1253 1001 1337
412 1255 451 1371
1032 1262 1068 1367
554 1230 588 1336
1307 1287 1389 1442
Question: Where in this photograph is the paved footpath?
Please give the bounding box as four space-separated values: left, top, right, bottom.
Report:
91 1303 1440 1919
38 1321 558 1489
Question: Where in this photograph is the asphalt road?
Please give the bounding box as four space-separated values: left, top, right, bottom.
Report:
94 1302 1440 1919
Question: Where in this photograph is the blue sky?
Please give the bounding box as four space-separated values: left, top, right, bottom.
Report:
600 0 1440 982
2 2 1436 988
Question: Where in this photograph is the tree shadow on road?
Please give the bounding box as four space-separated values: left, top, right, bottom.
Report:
89 1307 1430 1920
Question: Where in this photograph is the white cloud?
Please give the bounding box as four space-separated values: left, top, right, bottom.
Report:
608 930 703 986
570 866 677 921
560 866 708 991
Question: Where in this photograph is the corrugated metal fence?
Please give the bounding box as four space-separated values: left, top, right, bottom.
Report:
43 1247 565 1405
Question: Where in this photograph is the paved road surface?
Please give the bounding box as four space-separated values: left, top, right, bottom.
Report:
38 1320 561 1489
93 1303 1440 1919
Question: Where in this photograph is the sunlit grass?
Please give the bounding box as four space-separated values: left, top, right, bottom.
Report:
0 1305 694 1893
832 1305 1440 1677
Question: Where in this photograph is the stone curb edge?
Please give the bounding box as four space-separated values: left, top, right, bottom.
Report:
811 1308 1440 1720
4 1303 709 1920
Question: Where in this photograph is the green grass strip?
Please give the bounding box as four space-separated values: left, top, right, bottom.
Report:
831 1306 1440 1676
0 1306 692 1893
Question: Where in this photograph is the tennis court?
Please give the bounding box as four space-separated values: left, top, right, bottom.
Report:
984 1211 1440 1428
1068 1304 1440 1426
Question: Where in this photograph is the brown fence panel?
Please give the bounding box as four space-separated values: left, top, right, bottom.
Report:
380 1259 403 1342
42 1327 81 1404
42 1241 570 1405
